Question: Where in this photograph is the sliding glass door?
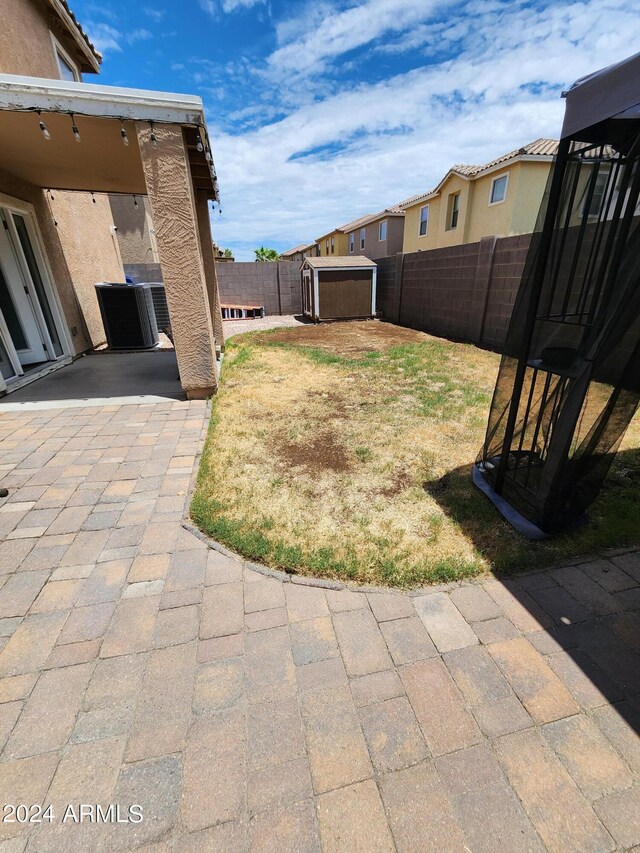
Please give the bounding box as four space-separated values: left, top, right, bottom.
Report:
0 202 67 387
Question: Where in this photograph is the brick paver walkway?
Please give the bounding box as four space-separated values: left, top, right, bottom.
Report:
0 401 639 851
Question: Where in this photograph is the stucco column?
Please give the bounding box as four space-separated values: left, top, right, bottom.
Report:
136 122 218 398
194 190 225 352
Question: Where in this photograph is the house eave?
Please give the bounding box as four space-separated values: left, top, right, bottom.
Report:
0 74 206 125
48 0 102 73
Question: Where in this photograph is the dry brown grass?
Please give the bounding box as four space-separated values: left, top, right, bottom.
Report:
192 320 640 587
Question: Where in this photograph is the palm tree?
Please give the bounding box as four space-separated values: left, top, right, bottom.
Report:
223 248 233 258
254 246 280 262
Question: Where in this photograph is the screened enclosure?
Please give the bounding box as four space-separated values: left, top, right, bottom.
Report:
475 52 640 537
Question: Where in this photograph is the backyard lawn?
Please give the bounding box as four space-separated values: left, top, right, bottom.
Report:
191 320 640 588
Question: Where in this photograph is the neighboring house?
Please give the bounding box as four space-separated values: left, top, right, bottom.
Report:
399 139 559 253
315 228 349 257
340 207 405 260
280 242 316 262
0 0 223 399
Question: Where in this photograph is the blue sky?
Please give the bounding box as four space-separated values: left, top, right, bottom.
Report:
73 0 639 260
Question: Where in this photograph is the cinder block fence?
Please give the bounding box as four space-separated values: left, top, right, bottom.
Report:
377 234 532 351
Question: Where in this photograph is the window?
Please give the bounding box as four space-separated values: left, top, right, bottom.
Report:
330 237 335 254
448 193 460 230
349 232 354 253
360 228 365 249
51 34 80 82
325 239 329 254
419 205 429 236
379 220 387 241
490 173 509 205
581 168 610 217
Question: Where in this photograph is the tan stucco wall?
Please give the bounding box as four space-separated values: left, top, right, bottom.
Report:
402 196 442 253
47 191 125 346
0 0 88 79
402 161 553 252
318 230 348 255
509 161 551 235
137 122 218 397
0 167 95 355
109 194 158 266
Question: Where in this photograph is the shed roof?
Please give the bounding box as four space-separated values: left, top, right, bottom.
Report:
562 51 640 138
304 256 376 269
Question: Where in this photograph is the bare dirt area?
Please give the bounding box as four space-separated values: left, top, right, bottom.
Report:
252 319 429 356
192 320 640 587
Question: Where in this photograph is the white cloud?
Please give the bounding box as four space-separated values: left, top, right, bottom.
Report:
199 0 264 16
85 22 123 53
208 0 640 260
143 6 166 21
268 0 454 79
126 28 153 44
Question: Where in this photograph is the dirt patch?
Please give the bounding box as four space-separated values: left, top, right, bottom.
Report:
252 319 430 357
275 428 352 473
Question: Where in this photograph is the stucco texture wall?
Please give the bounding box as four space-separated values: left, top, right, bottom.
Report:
137 122 218 397
48 191 125 347
0 0 87 78
109 194 158 266
402 196 442 254
0 167 96 355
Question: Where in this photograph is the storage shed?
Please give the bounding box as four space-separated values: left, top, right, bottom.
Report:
301 256 377 321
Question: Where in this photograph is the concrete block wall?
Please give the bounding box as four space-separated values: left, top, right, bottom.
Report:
376 232 533 351
216 261 303 316
124 262 163 283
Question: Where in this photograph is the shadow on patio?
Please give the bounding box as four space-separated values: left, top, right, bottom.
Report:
425 454 640 739
0 351 185 409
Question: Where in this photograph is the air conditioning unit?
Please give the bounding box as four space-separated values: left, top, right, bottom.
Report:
95 282 159 350
148 282 170 331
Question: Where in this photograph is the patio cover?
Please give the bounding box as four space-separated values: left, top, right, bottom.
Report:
562 51 640 139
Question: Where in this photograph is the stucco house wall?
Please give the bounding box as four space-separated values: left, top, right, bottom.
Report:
402 160 553 253
48 191 126 346
317 230 348 256
0 0 97 80
109 193 158 266
348 215 404 260
0 166 95 355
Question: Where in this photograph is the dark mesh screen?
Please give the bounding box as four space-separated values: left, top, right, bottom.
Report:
478 122 640 534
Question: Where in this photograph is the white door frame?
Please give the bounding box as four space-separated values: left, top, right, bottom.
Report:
0 192 72 394
0 217 48 366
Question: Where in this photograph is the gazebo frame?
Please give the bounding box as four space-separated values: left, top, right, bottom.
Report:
475 52 640 537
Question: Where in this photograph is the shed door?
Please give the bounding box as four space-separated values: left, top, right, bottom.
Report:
318 270 372 319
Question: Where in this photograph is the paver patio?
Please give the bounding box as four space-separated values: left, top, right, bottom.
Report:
0 399 639 851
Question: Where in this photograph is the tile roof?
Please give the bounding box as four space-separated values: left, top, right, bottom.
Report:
281 243 312 256
52 0 102 64
339 206 405 232
304 255 377 269
396 138 559 209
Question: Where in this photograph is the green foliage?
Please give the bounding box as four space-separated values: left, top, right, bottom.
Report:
254 246 280 262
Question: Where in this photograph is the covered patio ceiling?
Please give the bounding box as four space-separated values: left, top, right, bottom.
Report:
0 74 219 198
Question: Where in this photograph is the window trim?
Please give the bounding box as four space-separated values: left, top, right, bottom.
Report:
446 192 461 231
489 172 509 207
360 228 365 250
378 219 387 242
50 32 81 82
418 204 429 237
